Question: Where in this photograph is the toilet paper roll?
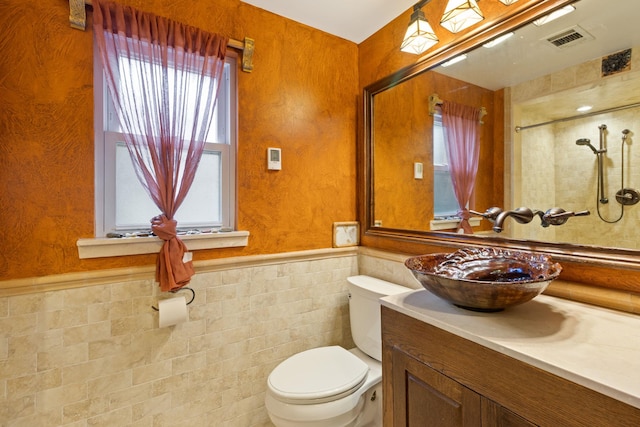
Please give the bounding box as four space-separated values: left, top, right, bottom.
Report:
158 296 188 327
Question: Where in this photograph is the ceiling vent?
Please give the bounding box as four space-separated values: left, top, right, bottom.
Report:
545 26 594 49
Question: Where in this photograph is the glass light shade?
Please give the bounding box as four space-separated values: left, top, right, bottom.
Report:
498 0 519 5
440 0 484 34
401 10 439 55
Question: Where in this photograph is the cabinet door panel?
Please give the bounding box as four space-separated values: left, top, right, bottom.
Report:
392 347 481 426
482 398 538 427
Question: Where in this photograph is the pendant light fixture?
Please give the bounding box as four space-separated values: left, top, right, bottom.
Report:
498 0 519 5
440 0 484 34
401 0 439 55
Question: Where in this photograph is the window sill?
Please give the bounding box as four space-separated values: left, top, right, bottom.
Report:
77 231 249 259
429 217 481 231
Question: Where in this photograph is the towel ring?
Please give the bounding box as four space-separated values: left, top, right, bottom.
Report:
151 286 195 311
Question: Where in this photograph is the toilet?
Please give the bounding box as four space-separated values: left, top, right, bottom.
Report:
265 275 409 427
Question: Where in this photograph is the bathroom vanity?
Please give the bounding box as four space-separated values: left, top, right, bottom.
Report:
380 290 640 426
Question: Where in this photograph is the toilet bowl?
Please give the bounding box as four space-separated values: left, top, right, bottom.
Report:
265 347 381 427
265 275 409 427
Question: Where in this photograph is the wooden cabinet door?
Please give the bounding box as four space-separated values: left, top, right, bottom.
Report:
481 398 538 427
390 346 481 426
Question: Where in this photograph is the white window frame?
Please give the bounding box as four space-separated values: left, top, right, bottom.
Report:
93 47 238 238
79 43 246 259
432 113 460 218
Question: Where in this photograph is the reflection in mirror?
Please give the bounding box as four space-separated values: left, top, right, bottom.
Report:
372 63 502 233
372 0 640 251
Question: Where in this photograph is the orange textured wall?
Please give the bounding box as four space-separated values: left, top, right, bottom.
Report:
373 75 434 231
0 0 358 280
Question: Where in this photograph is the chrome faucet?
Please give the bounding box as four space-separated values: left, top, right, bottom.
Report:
492 207 538 233
471 206 537 233
470 206 590 232
469 207 502 223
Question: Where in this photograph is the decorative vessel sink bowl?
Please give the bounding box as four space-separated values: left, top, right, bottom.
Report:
405 248 562 312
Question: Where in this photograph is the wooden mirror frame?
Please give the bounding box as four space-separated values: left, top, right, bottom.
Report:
360 0 640 294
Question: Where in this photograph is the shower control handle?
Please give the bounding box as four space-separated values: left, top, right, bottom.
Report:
615 188 640 205
469 207 502 223
542 208 591 227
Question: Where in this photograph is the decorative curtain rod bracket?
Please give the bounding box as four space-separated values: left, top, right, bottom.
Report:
69 0 255 72
229 37 255 73
428 93 443 116
69 0 87 30
429 93 486 124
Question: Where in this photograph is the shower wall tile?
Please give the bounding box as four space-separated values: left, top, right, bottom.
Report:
509 45 640 248
513 47 639 100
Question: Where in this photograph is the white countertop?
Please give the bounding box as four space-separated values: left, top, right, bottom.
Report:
381 290 640 409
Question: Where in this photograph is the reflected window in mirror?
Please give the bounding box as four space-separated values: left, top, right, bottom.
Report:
433 113 460 218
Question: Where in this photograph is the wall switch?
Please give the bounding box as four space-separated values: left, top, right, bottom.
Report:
414 162 423 179
268 148 281 170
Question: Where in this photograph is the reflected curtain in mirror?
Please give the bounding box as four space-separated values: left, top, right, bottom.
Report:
441 100 482 233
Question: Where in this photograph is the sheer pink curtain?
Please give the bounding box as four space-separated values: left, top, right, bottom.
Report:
93 0 228 291
441 101 482 234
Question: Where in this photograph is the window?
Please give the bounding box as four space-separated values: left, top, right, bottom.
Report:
94 51 237 237
433 114 460 218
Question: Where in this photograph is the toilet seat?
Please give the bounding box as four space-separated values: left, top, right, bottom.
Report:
267 346 369 404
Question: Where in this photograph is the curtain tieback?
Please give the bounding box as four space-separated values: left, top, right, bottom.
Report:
457 209 471 221
151 214 178 240
457 209 474 234
151 215 195 292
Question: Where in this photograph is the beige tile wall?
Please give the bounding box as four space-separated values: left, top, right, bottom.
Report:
0 250 359 426
504 46 640 246
357 248 421 290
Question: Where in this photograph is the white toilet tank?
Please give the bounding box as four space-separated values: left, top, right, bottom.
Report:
347 275 409 362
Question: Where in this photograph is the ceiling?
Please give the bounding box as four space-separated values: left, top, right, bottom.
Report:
434 0 640 91
240 0 416 44
240 0 639 97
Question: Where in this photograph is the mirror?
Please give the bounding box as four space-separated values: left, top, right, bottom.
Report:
433 0 640 250
366 0 640 258
365 0 640 279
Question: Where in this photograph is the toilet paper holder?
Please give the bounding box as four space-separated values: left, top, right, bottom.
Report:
151 286 195 311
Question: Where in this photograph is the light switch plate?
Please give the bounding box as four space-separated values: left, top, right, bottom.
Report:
414 162 423 179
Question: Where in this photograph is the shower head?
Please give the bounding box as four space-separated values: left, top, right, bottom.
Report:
576 138 599 154
622 129 631 143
